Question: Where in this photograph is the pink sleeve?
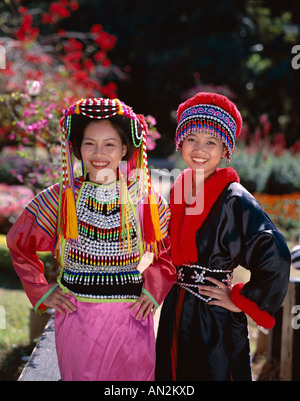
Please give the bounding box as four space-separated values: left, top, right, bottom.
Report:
142 236 177 307
6 209 58 312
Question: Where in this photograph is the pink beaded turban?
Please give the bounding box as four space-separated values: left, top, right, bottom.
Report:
175 92 242 163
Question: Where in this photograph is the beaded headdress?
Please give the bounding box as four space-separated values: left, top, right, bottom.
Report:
57 97 164 256
175 92 242 163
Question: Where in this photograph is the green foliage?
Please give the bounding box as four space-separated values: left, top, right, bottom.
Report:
230 147 300 194
0 234 59 282
230 148 271 193
264 153 300 194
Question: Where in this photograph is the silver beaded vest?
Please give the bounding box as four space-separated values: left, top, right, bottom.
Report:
59 180 143 301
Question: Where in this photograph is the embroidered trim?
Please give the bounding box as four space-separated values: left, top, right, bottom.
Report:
26 184 60 237
177 104 237 134
175 104 237 162
177 264 233 303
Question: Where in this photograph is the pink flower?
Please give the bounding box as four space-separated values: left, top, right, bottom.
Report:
17 121 26 129
146 115 157 126
17 174 24 183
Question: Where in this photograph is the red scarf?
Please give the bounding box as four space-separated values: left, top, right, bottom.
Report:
170 167 240 266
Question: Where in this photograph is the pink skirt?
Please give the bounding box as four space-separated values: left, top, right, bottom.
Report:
55 295 155 381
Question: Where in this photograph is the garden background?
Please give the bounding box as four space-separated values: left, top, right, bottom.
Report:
0 0 300 381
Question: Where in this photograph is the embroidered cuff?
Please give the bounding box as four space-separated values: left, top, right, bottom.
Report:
230 283 275 329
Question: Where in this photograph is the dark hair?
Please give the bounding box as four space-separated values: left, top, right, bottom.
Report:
69 114 138 161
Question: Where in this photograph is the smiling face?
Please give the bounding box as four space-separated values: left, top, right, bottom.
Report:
181 132 228 181
80 120 127 184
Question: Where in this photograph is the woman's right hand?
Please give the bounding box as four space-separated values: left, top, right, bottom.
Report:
43 287 77 315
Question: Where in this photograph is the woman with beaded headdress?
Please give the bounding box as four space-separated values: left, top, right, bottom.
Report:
7 97 176 381
155 92 291 381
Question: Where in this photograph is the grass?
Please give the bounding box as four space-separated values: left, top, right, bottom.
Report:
0 288 30 346
0 273 34 381
0 234 35 381
0 233 60 381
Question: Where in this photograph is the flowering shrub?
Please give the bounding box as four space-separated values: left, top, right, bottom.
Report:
230 146 300 194
0 147 60 190
145 115 161 151
0 183 35 233
0 0 161 192
231 113 300 194
254 192 300 241
238 113 300 158
0 0 120 141
0 0 120 188
0 0 118 97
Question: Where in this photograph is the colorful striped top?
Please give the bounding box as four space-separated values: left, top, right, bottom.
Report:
22 175 172 307
25 176 170 242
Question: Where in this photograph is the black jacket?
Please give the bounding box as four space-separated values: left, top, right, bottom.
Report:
156 168 291 381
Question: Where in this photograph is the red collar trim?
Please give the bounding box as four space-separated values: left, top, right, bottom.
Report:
170 167 240 266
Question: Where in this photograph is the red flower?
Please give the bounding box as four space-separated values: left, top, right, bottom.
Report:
41 13 54 24
64 38 83 52
24 69 43 81
262 121 271 136
28 27 39 42
289 140 300 155
94 50 106 62
273 133 286 148
18 6 28 14
15 13 39 42
101 58 111 68
94 32 117 51
0 60 15 76
64 50 82 62
23 14 33 29
83 59 95 72
91 24 103 34
73 70 90 82
70 1 79 11
24 53 40 63
100 82 117 98
49 3 70 18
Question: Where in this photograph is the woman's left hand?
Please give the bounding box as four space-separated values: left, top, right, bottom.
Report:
130 293 157 320
198 277 241 313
